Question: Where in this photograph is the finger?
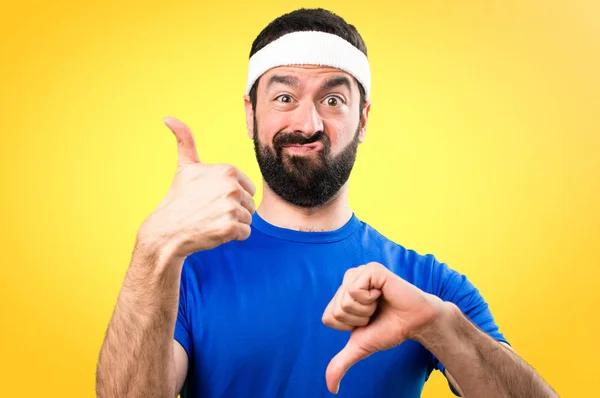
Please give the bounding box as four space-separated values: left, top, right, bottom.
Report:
347 264 387 305
235 205 253 225
163 116 201 166
323 286 351 330
326 339 373 394
323 316 354 331
239 189 256 215
235 168 256 196
323 283 343 319
331 286 370 325
341 267 361 285
233 222 251 241
323 289 368 329
347 284 382 305
330 308 370 328
340 290 378 317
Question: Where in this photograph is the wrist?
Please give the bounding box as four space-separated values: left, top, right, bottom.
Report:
133 232 186 275
408 298 459 346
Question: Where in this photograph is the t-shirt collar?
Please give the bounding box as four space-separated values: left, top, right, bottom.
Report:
251 211 361 243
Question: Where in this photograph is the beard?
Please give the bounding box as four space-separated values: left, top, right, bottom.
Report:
253 117 360 208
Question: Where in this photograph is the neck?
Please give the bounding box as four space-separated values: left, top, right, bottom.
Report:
256 182 353 232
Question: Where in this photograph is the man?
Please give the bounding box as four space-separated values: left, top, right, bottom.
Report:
96 8 557 398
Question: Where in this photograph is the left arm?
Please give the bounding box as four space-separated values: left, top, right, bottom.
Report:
322 262 558 397
417 301 557 398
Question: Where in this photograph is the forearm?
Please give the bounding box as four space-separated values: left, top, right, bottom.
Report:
96 241 184 398
416 301 557 398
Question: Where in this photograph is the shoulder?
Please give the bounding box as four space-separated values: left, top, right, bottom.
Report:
363 223 503 338
358 221 453 288
359 220 472 298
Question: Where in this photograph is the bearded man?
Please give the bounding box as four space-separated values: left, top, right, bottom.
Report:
96 8 557 398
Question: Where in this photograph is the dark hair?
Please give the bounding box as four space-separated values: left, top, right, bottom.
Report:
248 8 367 112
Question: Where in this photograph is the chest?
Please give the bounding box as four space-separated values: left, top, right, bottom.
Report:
186 251 432 396
194 251 346 357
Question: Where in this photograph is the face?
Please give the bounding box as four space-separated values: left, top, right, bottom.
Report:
245 65 371 208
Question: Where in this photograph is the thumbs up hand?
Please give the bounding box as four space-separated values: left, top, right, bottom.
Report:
322 262 445 394
137 117 257 259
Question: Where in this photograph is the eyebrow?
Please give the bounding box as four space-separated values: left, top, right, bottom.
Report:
321 76 352 92
266 75 300 90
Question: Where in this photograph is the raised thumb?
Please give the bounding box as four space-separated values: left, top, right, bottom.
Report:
163 116 201 165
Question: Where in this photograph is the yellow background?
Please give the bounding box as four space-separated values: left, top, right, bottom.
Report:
1 0 599 396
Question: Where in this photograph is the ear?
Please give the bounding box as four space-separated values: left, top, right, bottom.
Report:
244 94 254 140
358 99 372 143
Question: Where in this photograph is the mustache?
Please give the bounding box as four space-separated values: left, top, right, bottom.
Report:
273 131 329 148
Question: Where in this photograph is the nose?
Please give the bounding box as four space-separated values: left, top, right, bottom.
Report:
289 101 324 136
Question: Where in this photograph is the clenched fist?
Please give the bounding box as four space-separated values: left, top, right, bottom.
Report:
137 117 256 259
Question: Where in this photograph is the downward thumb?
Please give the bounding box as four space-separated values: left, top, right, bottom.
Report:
326 339 372 394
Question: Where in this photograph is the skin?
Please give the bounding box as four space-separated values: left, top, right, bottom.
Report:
96 65 557 397
95 117 257 397
321 263 558 396
244 65 371 231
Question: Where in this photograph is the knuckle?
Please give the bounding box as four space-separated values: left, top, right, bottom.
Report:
239 226 251 240
332 308 345 321
340 298 353 312
219 163 237 177
219 218 237 235
246 198 257 212
230 183 242 195
224 181 241 197
343 268 356 281
322 312 334 326
348 286 361 298
347 285 361 296
177 164 201 182
224 223 237 236
225 202 239 216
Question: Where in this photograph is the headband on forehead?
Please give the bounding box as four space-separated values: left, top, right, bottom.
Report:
246 31 371 100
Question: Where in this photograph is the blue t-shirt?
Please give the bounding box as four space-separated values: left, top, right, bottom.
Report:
175 212 507 397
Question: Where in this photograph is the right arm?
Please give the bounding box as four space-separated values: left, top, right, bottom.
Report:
95 243 187 397
95 117 256 397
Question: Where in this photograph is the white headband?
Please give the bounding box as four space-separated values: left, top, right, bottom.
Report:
246 31 371 100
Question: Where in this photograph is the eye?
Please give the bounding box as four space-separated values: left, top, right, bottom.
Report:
276 95 293 103
323 96 343 107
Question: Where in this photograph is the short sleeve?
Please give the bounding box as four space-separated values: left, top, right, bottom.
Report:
174 259 193 361
429 259 509 386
